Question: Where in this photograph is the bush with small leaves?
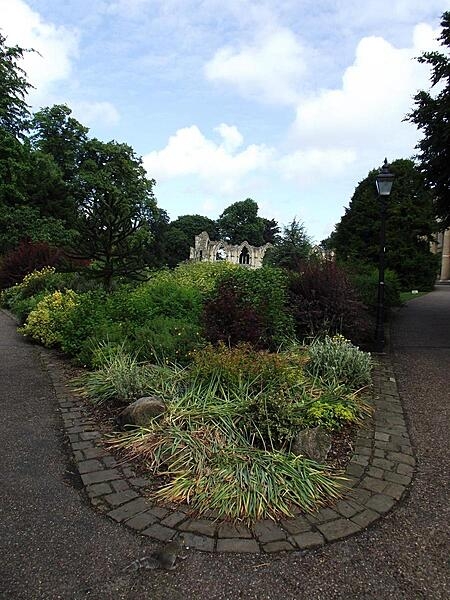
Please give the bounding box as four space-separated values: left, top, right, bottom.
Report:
0 241 64 290
305 334 372 390
288 261 372 345
19 290 79 346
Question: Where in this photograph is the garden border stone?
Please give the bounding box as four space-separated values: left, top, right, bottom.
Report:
39 348 415 554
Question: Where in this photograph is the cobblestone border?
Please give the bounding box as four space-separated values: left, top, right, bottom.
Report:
40 348 415 554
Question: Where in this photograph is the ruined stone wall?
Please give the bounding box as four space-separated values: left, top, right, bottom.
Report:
189 231 271 269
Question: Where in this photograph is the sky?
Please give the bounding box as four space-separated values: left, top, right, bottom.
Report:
1 0 448 242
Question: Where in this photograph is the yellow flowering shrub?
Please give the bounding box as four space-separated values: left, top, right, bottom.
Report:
152 261 238 295
19 290 79 347
19 266 56 292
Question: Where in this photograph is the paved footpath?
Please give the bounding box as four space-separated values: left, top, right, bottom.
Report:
1 287 449 599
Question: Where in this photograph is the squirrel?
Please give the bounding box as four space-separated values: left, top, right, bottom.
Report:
123 534 189 572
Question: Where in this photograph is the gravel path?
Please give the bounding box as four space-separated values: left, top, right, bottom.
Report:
1 287 449 599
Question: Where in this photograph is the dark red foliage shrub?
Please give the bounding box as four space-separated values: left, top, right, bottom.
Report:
202 281 266 348
288 261 372 344
0 240 64 289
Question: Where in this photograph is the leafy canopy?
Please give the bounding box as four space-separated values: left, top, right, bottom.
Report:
0 33 32 138
406 11 450 227
264 219 312 270
73 138 158 290
165 214 218 267
217 198 276 246
328 159 438 290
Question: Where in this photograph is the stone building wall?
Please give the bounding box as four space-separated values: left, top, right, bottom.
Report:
434 228 450 281
189 231 271 269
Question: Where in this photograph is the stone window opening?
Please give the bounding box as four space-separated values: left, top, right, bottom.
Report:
216 247 227 261
239 246 250 265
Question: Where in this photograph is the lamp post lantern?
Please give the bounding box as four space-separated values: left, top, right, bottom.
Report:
375 158 395 352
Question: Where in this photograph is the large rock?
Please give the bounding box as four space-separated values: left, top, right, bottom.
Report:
116 396 166 429
291 427 331 463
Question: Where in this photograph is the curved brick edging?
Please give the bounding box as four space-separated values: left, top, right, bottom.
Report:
39 348 415 554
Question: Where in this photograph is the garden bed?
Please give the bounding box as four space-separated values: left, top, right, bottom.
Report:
69 340 372 522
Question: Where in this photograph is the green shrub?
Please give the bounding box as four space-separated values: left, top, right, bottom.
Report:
1 266 82 323
302 383 370 430
153 261 239 296
19 290 79 346
9 291 50 324
350 266 401 312
126 279 203 324
203 266 295 349
244 389 305 449
59 291 121 363
305 334 372 390
128 316 205 364
189 342 307 392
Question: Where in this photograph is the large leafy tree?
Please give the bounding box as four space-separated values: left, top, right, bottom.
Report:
264 219 312 270
165 214 218 267
0 33 32 138
328 159 438 290
406 11 450 227
0 33 31 209
217 198 269 246
30 105 89 180
143 206 170 269
28 105 89 227
0 36 75 253
73 139 158 290
262 217 281 244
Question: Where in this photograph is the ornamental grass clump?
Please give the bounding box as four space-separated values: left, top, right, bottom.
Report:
306 334 373 390
72 345 183 405
110 373 345 522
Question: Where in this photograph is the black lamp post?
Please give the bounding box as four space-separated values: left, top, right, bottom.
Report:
375 158 395 352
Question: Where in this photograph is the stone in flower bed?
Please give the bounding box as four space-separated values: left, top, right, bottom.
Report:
116 396 166 429
291 427 332 463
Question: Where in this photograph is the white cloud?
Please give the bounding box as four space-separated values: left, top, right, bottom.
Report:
281 24 437 183
277 149 357 185
214 123 243 152
71 101 120 127
143 124 273 194
0 0 78 99
295 25 440 146
205 26 306 105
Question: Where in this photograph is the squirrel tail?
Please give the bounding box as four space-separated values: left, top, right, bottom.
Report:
122 556 158 573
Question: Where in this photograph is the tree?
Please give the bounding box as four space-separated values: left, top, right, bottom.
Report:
72 139 158 290
267 219 311 269
406 11 450 227
0 33 32 138
30 105 89 180
165 214 218 267
0 38 75 253
142 206 170 269
217 198 267 246
0 35 32 247
261 217 281 244
328 159 438 290
29 105 89 228
264 219 312 270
